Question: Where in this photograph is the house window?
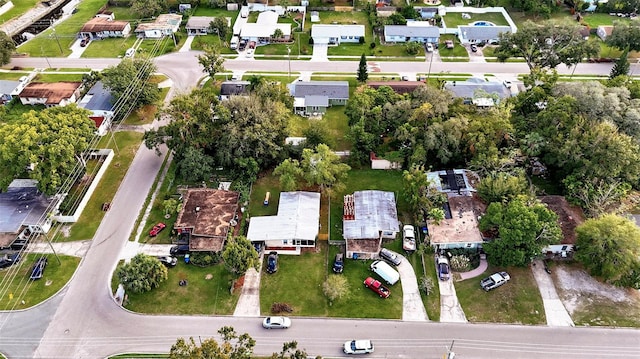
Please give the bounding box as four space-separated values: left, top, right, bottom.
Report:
348 36 353 39
561 245 568 250
341 36 347 39
382 231 394 236
283 240 288 245
466 243 473 248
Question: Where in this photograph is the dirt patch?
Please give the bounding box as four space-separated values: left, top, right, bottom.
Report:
233 275 245 292
555 265 629 313
539 195 585 244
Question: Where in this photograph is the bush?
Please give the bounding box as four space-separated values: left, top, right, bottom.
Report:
359 37 365 44
449 255 471 272
189 251 222 267
447 248 481 269
419 276 435 295
370 42 376 49
271 302 294 314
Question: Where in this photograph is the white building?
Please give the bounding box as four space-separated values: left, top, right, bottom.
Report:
311 24 365 44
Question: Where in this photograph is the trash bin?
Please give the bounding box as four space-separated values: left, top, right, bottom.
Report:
184 254 190 264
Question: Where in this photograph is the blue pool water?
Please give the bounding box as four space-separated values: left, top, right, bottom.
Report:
472 21 496 26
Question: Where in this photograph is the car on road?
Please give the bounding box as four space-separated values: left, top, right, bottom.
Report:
343 339 374 355
30 257 48 280
266 251 278 274
445 40 454 49
170 244 190 256
333 252 344 273
379 248 401 266
0 252 20 269
480 271 510 291
470 44 478 52
402 225 416 252
149 222 166 237
262 316 291 329
157 255 177 267
437 256 450 281
363 277 390 298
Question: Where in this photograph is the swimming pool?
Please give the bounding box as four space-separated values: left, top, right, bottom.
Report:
472 21 496 26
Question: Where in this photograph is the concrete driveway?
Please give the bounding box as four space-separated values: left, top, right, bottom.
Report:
437 255 467 323
311 43 328 62
397 255 429 321
531 260 574 327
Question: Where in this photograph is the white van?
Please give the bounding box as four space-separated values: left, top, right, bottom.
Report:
370 260 400 285
230 36 239 50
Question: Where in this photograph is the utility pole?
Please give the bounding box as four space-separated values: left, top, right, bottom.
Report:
51 28 63 55
287 46 291 80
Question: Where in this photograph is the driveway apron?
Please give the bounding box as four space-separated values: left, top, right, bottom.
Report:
437 255 467 323
233 257 263 317
397 255 429 321
531 260 574 327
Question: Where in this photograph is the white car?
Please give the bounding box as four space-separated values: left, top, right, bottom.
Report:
402 225 416 252
262 316 291 329
343 339 374 354
480 271 511 291
125 48 135 58
426 43 434 52
245 48 254 57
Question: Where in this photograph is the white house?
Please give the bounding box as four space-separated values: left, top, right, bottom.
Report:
134 14 182 38
185 16 216 35
311 24 365 44
384 24 439 43
596 25 613 41
246 191 321 254
18 82 82 107
80 17 131 40
77 81 114 136
288 80 349 116
457 25 511 44
240 10 291 43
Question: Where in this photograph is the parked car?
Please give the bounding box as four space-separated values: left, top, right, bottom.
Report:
370 260 400 285
170 244 190 256
426 43 434 52
402 225 416 252
333 253 344 273
266 251 278 274
80 38 88 47
445 40 454 49
470 44 478 52
157 255 177 267
480 271 511 291
29 257 48 280
437 256 450 281
149 222 166 237
379 248 401 266
245 48 254 57
10 238 29 250
343 339 374 355
0 252 20 269
363 277 390 298
125 48 136 58
262 316 291 329
253 242 263 253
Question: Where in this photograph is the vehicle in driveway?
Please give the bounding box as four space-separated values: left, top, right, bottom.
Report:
170 244 190 256
363 277 390 298
402 225 416 252
379 248 401 266
343 339 374 355
157 255 177 267
149 222 166 237
437 256 450 281
262 316 291 329
266 251 278 273
426 43 434 52
0 252 20 269
30 257 48 280
333 253 344 273
480 271 510 291
370 260 400 285
470 44 478 52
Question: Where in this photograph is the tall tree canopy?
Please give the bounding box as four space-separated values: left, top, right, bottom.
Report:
222 236 259 277
102 58 160 110
198 45 226 78
0 31 15 66
170 327 255 359
357 54 368 82
116 253 168 294
131 0 165 18
0 106 94 194
606 20 640 52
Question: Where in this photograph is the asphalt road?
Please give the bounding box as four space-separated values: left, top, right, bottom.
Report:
0 54 639 358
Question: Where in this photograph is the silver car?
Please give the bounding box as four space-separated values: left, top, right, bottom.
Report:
344 339 374 354
262 316 291 329
379 248 402 266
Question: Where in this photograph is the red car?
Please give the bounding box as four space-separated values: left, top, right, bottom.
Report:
149 222 166 237
364 277 390 298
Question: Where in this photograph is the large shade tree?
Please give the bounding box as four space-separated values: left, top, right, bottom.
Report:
222 236 259 277
102 58 160 111
606 20 640 51
116 253 168 294
170 327 255 359
0 31 15 66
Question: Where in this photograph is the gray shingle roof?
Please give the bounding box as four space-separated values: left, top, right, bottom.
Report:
0 80 20 95
444 78 510 99
384 25 440 38
220 81 250 96
458 25 511 41
290 81 349 99
0 183 53 234
304 95 329 107
81 81 114 112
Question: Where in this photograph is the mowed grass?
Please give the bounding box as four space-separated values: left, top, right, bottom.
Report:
286 106 351 151
0 0 40 23
59 131 144 242
0 254 80 310
442 12 510 28
121 260 240 315
304 11 371 35
456 266 545 325
0 71 28 80
32 73 85 82
417 251 440 320
81 37 138 58
580 13 630 27
438 34 470 59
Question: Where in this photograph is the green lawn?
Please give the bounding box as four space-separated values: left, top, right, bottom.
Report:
0 100 44 124
120 260 240 315
138 160 178 245
456 266 545 325
304 11 371 36
0 254 80 310
442 12 510 28
0 0 40 23
81 37 138 58
580 13 630 27
438 34 470 59
286 106 351 151
32 73 85 82
190 35 237 54
254 33 312 57
0 71 28 80
416 251 440 320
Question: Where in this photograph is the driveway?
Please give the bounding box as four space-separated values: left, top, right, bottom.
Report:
233 257 263 317
436 255 467 323
311 43 328 62
531 260 574 327
397 255 429 321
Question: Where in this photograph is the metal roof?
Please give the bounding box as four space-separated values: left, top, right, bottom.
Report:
311 24 365 38
0 181 53 234
443 78 510 99
289 81 349 99
78 81 113 112
343 190 399 240
384 25 440 38
240 23 291 38
185 16 215 29
0 80 20 95
458 25 511 41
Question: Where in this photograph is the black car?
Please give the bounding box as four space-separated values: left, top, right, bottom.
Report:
470 44 478 52
30 257 48 280
0 252 20 269
266 251 278 274
333 253 344 273
170 245 190 256
157 255 178 267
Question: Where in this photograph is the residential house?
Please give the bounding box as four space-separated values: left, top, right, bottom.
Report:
134 14 182 38
0 79 27 105
597 25 613 41
77 81 114 136
79 17 131 40
240 11 291 43
174 189 240 252
457 25 511 44
18 82 82 107
246 191 321 254
376 6 397 17
443 77 511 107
288 81 349 116
311 24 365 44
185 16 216 35
343 190 400 259
417 7 439 19
219 81 251 100
384 24 439 43
368 81 426 94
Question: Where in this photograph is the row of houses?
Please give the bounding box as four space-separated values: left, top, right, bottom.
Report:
79 12 183 40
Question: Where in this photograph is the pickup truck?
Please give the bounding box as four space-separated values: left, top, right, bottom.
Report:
480 271 511 291
364 277 390 298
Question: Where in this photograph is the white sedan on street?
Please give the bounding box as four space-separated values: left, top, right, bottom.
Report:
262 316 291 329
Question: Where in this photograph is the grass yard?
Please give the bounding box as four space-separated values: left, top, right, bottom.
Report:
580 13 631 27
32 73 85 82
456 266 545 325
304 11 371 36
190 35 237 54
138 160 178 245
438 34 470 59
412 248 440 320
0 71 28 80
255 33 313 57
0 0 40 23
442 12 510 28
81 37 138 58
59 132 144 242
120 260 240 315
286 106 352 151
248 174 281 218
0 254 80 310
0 100 44 124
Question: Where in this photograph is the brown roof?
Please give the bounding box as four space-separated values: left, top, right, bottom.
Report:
346 238 381 254
367 81 426 94
175 189 239 240
189 236 225 252
81 17 129 32
19 82 81 105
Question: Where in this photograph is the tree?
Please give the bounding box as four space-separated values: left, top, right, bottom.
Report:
405 41 422 55
131 0 164 17
270 341 309 359
170 327 255 359
302 121 335 149
387 13 407 25
272 28 284 41
273 158 303 191
198 45 226 78
300 144 351 194
494 20 599 70
179 147 214 182
606 20 640 52
222 236 259 277
575 214 640 288
163 198 179 216
480 199 562 267
477 171 529 204
322 275 350 303
563 176 632 218
402 164 446 221
610 47 630 79
357 54 368 82
0 106 95 194
116 253 168 294
102 58 160 110
0 31 14 66
210 17 229 41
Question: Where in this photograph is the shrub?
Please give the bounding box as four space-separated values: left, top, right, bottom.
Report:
189 251 222 267
370 42 376 49
447 248 481 269
449 255 471 272
359 37 365 44
271 302 294 314
419 276 435 295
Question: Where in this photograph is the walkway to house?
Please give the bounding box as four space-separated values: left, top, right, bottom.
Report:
531 259 574 327
458 254 488 280
397 255 429 321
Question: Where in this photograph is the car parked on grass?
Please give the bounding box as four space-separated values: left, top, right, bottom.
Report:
363 277 390 298
149 222 166 237
29 257 48 280
402 225 416 252
480 271 510 291
0 252 20 269
437 256 450 281
262 316 291 329
343 339 374 355
370 260 400 285
333 253 344 273
157 255 177 267
379 248 401 266
170 245 190 256
445 40 454 49
267 251 278 274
